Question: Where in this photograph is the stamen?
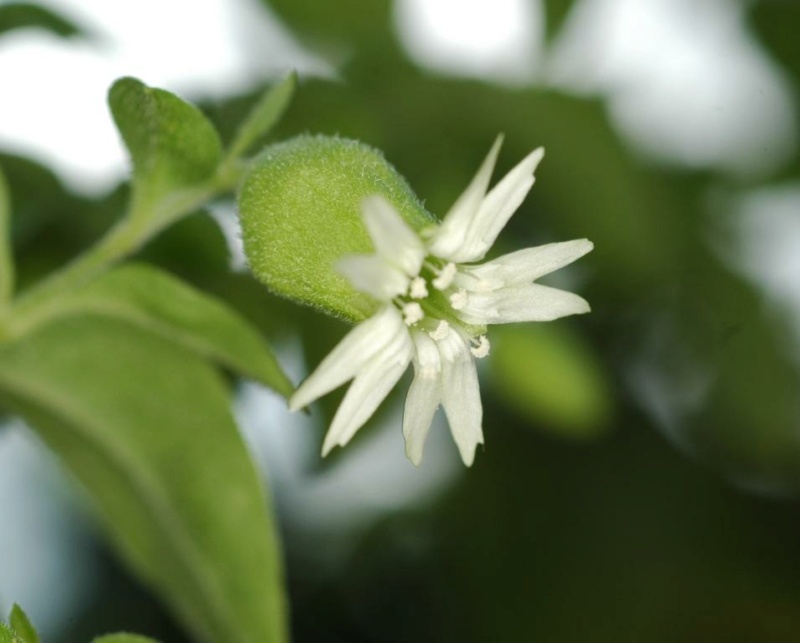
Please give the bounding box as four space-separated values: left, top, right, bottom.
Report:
402 302 424 326
430 320 450 341
409 276 428 299
432 262 457 290
470 335 490 358
449 289 467 310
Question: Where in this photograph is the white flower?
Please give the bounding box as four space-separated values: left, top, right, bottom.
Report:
289 136 593 466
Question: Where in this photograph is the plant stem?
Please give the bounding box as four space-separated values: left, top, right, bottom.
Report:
2 164 241 340
0 168 12 316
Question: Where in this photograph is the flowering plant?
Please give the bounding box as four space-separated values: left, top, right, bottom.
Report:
283 138 593 465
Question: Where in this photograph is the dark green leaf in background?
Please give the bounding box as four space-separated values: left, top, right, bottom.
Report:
490 324 613 440
0 167 12 311
0 2 83 39
263 0 393 49
7 605 39 643
542 0 579 43
92 634 161 643
0 316 288 643
108 78 222 219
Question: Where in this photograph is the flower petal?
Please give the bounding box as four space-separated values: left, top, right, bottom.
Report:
438 328 483 466
459 283 591 325
322 327 413 455
458 147 545 263
428 135 504 261
337 254 409 300
289 306 404 411
402 331 442 466
362 195 426 276
464 239 593 288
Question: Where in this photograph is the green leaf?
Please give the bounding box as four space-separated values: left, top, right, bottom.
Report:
490 324 613 440
0 623 22 643
0 166 11 310
238 135 434 321
108 77 222 219
0 316 289 643
7 606 38 643
225 72 297 162
0 3 82 39
15 263 293 397
92 635 161 643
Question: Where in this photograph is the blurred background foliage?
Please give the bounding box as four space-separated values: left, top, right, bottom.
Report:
2 0 800 641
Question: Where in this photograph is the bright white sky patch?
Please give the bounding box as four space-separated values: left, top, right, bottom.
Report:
547 0 796 177
394 0 541 83
0 0 331 193
722 186 800 360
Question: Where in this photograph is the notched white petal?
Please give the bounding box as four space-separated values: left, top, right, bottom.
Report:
402 332 443 466
467 239 593 288
428 136 503 261
457 147 545 263
322 327 413 456
337 254 409 300
459 283 591 325
438 329 483 467
289 306 404 411
362 195 425 276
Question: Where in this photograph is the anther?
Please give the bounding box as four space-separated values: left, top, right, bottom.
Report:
409 276 428 299
402 302 424 326
430 320 450 341
470 335 490 358
449 289 467 310
432 262 457 290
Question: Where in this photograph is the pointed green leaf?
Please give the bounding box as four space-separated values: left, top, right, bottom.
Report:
226 72 297 162
7 606 38 643
108 77 222 218
0 3 82 39
543 0 578 43
0 316 289 643
14 263 293 396
0 166 11 310
92 635 161 643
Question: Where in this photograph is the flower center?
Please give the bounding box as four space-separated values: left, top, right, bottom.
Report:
393 260 490 358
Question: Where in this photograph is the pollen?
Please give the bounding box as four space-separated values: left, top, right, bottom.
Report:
409 276 428 299
430 319 450 341
449 289 467 310
470 335 490 358
402 302 424 326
